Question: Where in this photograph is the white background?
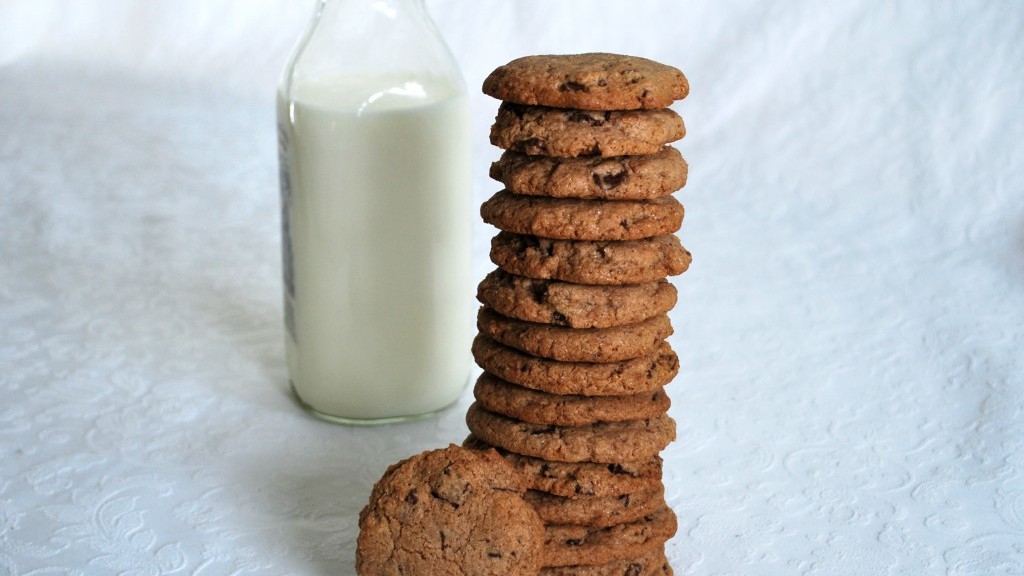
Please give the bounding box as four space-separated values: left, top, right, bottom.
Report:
1 1 1023 574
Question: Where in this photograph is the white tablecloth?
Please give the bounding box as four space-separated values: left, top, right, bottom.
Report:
2 1 1022 574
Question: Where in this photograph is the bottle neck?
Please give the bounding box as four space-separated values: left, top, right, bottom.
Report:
282 0 463 101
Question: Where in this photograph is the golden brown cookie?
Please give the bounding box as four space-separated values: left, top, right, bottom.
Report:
490 147 688 200
490 232 691 285
543 506 678 568
482 53 689 110
356 445 544 576
464 435 664 498
539 548 673 576
525 485 666 528
477 307 672 363
481 190 684 241
477 269 678 329
471 335 679 397
491 104 685 157
465 403 676 464
473 372 671 426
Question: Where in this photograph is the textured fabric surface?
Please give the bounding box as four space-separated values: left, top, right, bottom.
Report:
2 1 1023 574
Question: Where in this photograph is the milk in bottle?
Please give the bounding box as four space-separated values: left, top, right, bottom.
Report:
277 0 472 423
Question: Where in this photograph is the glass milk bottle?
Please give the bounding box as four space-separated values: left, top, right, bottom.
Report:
277 0 472 424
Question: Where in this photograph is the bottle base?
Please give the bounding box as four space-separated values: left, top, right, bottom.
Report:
289 380 460 426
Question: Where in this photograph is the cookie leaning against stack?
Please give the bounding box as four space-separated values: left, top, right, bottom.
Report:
468 53 690 575
357 445 545 576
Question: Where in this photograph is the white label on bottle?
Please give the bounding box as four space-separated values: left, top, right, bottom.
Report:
277 121 297 344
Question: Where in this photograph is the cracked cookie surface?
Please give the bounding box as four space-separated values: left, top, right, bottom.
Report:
356 445 544 576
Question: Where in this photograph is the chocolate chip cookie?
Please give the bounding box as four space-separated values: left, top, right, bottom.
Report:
477 269 677 329
477 307 672 363
525 485 666 528
490 232 692 285
543 505 678 567
473 372 671 426
356 445 544 575
465 403 676 464
471 336 679 397
540 549 673 576
481 190 684 241
482 53 689 110
491 104 685 157
490 147 688 200
464 435 664 498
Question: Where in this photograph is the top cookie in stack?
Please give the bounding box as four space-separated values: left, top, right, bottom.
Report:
470 53 690 575
483 52 689 110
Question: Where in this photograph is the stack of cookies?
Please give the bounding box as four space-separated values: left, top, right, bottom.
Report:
465 53 691 575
